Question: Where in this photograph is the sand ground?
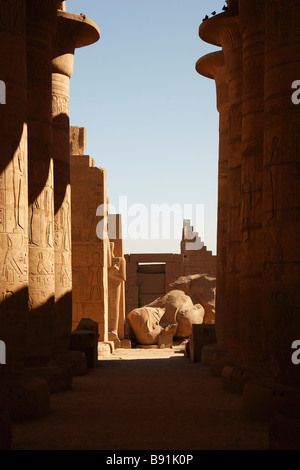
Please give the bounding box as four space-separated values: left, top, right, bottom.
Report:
11 347 269 450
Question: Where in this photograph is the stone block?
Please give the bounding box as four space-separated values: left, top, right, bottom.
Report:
243 379 300 422
0 377 50 422
130 253 174 263
119 339 132 349
189 324 217 363
0 410 11 450
222 365 252 395
201 343 228 367
51 351 87 377
98 341 114 358
70 330 99 368
24 363 73 393
70 126 87 155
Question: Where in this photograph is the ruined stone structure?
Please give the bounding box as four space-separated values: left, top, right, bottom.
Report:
125 219 216 316
70 128 127 347
70 132 109 341
0 1 100 419
197 0 300 416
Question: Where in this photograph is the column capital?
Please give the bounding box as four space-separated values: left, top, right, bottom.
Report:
52 11 100 77
196 51 228 113
199 12 240 52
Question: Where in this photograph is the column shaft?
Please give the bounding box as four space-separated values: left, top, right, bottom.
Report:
238 0 265 372
26 0 57 365
263 0 300 386
0 0 28 373
52 72 72 353
220 18 243 362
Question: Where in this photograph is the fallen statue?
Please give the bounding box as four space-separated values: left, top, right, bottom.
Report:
127 290 205 346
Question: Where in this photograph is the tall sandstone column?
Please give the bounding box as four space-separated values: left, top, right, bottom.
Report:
263 0 300 386
199 6 243 364
238 0 265 374
0 0 28 373
26 0 57 365
52 8 100 353
196 51 229 349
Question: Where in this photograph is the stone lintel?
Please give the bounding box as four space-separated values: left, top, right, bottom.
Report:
128 253 175 263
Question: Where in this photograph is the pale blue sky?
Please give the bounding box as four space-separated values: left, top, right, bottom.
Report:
69 0 224 254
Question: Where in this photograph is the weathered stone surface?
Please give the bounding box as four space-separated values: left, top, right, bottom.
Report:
262 0 300 387
196 50 228 346
127 290 205 346
201 343 228 367
169 274 216 324
197 1 300 407
69 127 87 156
76 317 99 335
24 362 73 393
51 351 87 377
70 152 109 341
189 324 217 363
70 330 99 369
0 0 28 375
146 290 205 338
199 8 243 365
26 0 57 366
0 376 50 422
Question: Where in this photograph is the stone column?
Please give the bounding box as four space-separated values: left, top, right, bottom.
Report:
0 0 28 374
199 9 243 364
262 0 300 387
52 9 100 353
196 51 229 349
26 0 57 366
238 0 265 374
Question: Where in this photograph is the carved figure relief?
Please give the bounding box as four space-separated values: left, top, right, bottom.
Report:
12 141 25 232
88 252 102 301
263 223 284 281
1 235 23 284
